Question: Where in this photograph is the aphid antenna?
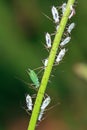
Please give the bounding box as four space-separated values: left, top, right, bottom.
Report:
41 12 53 22
34 59 50 76
30 66 44 78
63 30 70 36
15 76 38 92
45 102 60 112
33 66 43 71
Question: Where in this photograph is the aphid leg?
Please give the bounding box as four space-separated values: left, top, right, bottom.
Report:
37 68 44 75
36 116 46 127
44 93 49 98
48 79 52 83
50 74 55 78
45 102 60 112
30 84 38 91
69 5 75 19
41 41 50 52
22 107 31 115
15 77 38 92
50 32 56 36
63 31 69 37
44 44 50 52
32 94 36 98
41 41 48 51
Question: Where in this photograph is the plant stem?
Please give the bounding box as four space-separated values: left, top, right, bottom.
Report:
28 0 75 130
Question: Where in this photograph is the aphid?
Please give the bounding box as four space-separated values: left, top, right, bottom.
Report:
26 94 33 111
67 23 75 33
56 48 66 63
61 3 67 15
45 32 51 48
60 37 71 47
41 96 51 109
38 96 51 121
27 69 40 88
69 5 75 19
44 59 48 67
51 6 59 23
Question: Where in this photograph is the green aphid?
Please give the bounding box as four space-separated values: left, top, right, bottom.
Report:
27 69 40 88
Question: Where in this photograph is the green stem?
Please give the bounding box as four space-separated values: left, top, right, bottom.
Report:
28 0 75 130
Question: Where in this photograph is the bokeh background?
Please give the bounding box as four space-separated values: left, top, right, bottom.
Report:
0 0 87 130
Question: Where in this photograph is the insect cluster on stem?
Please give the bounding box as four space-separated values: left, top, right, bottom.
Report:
45 2 75 65
24 1 76 123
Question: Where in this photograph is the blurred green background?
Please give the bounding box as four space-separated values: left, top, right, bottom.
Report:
0 0 87 130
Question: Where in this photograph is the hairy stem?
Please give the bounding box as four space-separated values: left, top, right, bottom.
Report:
28 0 75 130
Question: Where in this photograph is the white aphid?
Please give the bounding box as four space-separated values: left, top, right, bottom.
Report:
44 59 48 67
51 6 59 23
26 94 33 111
67 23 75 33
69 5 75 19
62 3 67 14
38 96 51 121
41 96 51 109
45 32 51 48
56 48 66 63
60 37 71 47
